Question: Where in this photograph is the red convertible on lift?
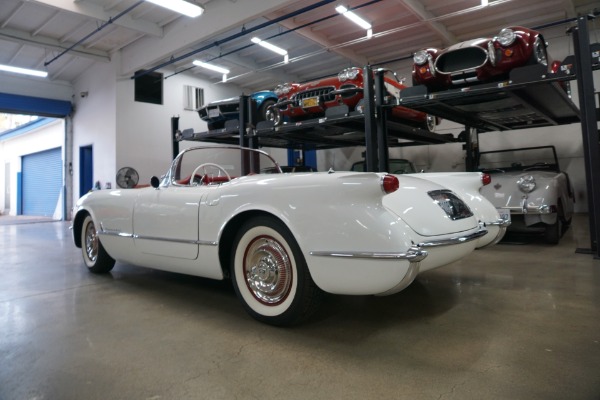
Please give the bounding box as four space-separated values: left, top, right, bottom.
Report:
412 26 556 91
269 67 438 131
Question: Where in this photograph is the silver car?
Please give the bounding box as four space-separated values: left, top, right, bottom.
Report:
478 146 575 244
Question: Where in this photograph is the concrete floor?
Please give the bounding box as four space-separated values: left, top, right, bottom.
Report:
1 215 599 400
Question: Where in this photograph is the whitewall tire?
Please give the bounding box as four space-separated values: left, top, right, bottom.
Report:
230 216 322 326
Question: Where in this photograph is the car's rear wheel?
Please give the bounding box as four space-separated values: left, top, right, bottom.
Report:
81 215 115 273
230 216 322 326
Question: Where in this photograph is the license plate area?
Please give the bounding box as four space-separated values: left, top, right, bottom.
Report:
301 97 319 108
208 108 220 118
497 208 511 223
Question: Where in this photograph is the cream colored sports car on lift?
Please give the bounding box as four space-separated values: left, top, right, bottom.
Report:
72 146 487 326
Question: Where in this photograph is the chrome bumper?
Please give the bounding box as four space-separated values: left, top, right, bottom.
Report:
309 228 487 259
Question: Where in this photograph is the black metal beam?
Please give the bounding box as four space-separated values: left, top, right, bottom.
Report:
572 16 600 258
363 65 378 172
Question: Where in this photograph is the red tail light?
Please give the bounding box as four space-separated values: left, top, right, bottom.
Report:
481 173 491 186
382 174 399 194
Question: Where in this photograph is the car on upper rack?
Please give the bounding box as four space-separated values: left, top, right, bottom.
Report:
477 145 575 244
412 26 559 91
72 146 488 326
198 90 278 131
269 67 439 131
351 159 509 248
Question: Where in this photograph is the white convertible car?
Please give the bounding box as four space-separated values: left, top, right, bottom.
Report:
73 146 487 325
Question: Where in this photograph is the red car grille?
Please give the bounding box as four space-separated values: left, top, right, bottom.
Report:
294 87 336 103
435 47 488 74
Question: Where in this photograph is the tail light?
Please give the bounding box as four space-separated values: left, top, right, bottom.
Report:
382 174 399 194
481 173 491 186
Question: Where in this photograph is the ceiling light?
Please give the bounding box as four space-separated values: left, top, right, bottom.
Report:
251 37 288 56
0 64 48 78
335 5 372 30
481 0 489 5
145 0 204 18
193 60 229 74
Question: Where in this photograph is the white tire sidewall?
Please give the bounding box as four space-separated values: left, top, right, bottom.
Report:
233 225 298 318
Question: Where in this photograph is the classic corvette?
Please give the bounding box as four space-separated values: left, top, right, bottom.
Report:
412 26 553 90
197 90 278 130
478 146 574 244
270 67 438 131
72 146 487 326
351 159 509 248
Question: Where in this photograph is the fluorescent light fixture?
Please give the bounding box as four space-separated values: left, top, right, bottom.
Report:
145 0 204 18
335 5 372 30
251 37 288 56
481 0 489 5
193 60 229 74
0 64 48 78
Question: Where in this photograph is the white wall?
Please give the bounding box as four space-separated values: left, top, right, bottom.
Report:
115 69 245 185
72 59 118 200
0 119 64 216
0 73 73 101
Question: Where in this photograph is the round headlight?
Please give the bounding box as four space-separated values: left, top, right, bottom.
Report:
274 83 291 96
496 28 516 47
338 67 360 82
517 175 536 193
413 50 429 66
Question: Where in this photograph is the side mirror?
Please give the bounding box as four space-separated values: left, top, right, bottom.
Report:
150 176 160 188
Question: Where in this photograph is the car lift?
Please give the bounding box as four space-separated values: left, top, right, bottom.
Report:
172 16 599 258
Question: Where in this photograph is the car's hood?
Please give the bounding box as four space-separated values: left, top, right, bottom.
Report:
444 38 489 51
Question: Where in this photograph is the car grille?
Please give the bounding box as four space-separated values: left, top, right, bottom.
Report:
294 87 336 103
435 47 488 74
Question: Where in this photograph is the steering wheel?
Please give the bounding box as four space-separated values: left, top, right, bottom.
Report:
191 163 231 185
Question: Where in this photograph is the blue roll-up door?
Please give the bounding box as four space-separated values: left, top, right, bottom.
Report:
21 148 62 217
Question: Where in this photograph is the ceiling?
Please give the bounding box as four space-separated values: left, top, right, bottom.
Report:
0 0 598 94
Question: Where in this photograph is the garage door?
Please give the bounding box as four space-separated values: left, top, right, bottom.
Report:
21 148 62 217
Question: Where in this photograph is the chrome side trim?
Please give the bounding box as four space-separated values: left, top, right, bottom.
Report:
310 246 427 262
417 228 487 248
98 229 217 246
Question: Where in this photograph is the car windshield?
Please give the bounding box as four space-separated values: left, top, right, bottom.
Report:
351 159 416 174
478 146 559 172
168 146 281 185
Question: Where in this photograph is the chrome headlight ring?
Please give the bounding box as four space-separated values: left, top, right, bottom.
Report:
274 83 291 96
496 28 516 47
413 50 429 66
338 67 361 82
517 175 536 193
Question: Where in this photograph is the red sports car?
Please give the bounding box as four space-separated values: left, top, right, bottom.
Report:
412 26 554 91
270 67 438 131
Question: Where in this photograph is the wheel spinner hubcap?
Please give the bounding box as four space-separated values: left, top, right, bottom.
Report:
244 236 292 305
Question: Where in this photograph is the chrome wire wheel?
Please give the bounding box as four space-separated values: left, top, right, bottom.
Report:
426 114 436 132
244 236 293 305
80 214 115 273
84 219 98 263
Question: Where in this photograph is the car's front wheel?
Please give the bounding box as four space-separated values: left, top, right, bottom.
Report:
81 215 115 273
230 216 322 326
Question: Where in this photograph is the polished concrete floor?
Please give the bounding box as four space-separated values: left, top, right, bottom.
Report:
1 215 599 400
